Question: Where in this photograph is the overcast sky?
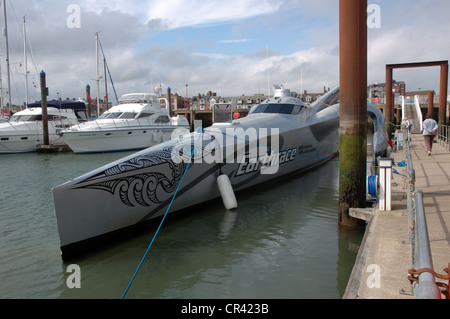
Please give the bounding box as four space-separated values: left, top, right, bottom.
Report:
1 0 450 105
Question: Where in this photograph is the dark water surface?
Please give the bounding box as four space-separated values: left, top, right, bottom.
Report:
0 151 363 299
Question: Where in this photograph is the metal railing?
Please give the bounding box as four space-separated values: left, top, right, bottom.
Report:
405 134 415 246
403 128 442 298
411 191 442 298
437 124 450 150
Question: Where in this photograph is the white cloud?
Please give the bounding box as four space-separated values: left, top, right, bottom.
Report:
217 39 252 44
78 0 283 30
1 0 449 106
367 1 450 93
145 0 282 29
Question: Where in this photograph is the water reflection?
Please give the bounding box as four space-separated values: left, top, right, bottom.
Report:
0 149 363 299
218 210 238 240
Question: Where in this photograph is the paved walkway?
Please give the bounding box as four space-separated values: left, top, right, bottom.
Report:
345 133 450 299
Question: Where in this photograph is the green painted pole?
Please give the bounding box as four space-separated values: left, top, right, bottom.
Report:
338 0 367 228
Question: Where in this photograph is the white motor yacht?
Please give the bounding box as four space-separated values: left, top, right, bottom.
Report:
60 93 190 153
0 100 88 154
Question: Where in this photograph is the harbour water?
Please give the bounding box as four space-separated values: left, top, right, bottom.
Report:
0 150 363 299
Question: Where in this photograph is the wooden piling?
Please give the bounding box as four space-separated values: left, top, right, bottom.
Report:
167 87 172 117
86 84 92 118
338 0 367 228
428 91 434 117
385 66 394 136
439 63 448 125
40 70 49 146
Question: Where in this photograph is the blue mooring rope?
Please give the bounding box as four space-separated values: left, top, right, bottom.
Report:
121 129 203 299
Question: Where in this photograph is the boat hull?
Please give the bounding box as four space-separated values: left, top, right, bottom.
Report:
61 125 188 153
0 123 66 154
52 109 340 259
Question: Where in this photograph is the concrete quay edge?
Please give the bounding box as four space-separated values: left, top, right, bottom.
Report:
344 134 450 299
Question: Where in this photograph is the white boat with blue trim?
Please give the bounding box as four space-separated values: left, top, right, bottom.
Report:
52 86 388 259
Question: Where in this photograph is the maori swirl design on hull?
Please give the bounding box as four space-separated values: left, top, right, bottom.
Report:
75 146 188 207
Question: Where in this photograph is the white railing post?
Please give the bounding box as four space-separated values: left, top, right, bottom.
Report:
379 158 392 211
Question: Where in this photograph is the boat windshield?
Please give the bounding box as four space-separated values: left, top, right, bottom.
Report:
9 114 42 122
155 115 170 123
252 103 303 114
9 114 68 122
98 112 122 119
97 113 109 119
119 112 138 119
137 112 154 118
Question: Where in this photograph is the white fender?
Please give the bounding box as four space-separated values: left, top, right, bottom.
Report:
217 174 237 210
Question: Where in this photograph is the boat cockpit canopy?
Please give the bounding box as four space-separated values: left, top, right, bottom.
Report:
251 103 304 115
28 100 86 111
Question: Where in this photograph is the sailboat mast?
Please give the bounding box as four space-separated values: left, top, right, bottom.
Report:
266 45 270 98
95 32 100 117
3 0 12 112
104 57 108 110
23 16 29 107
0 58 3 110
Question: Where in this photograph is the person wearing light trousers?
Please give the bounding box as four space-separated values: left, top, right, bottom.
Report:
422 114 438 155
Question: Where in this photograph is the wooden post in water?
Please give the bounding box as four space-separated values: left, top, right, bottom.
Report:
338 0 367 228
167 87 172 117
40 70 49 146
86 84 92 118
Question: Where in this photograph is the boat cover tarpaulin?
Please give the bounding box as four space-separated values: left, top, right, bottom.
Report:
28 100 86 110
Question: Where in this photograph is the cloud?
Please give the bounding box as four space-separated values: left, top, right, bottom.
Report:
217 39 252 44
144 0 283 29
2 0 449 106
367 1 450 92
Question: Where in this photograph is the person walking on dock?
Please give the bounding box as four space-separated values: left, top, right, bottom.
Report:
422 114 438 155
403 118 412 141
